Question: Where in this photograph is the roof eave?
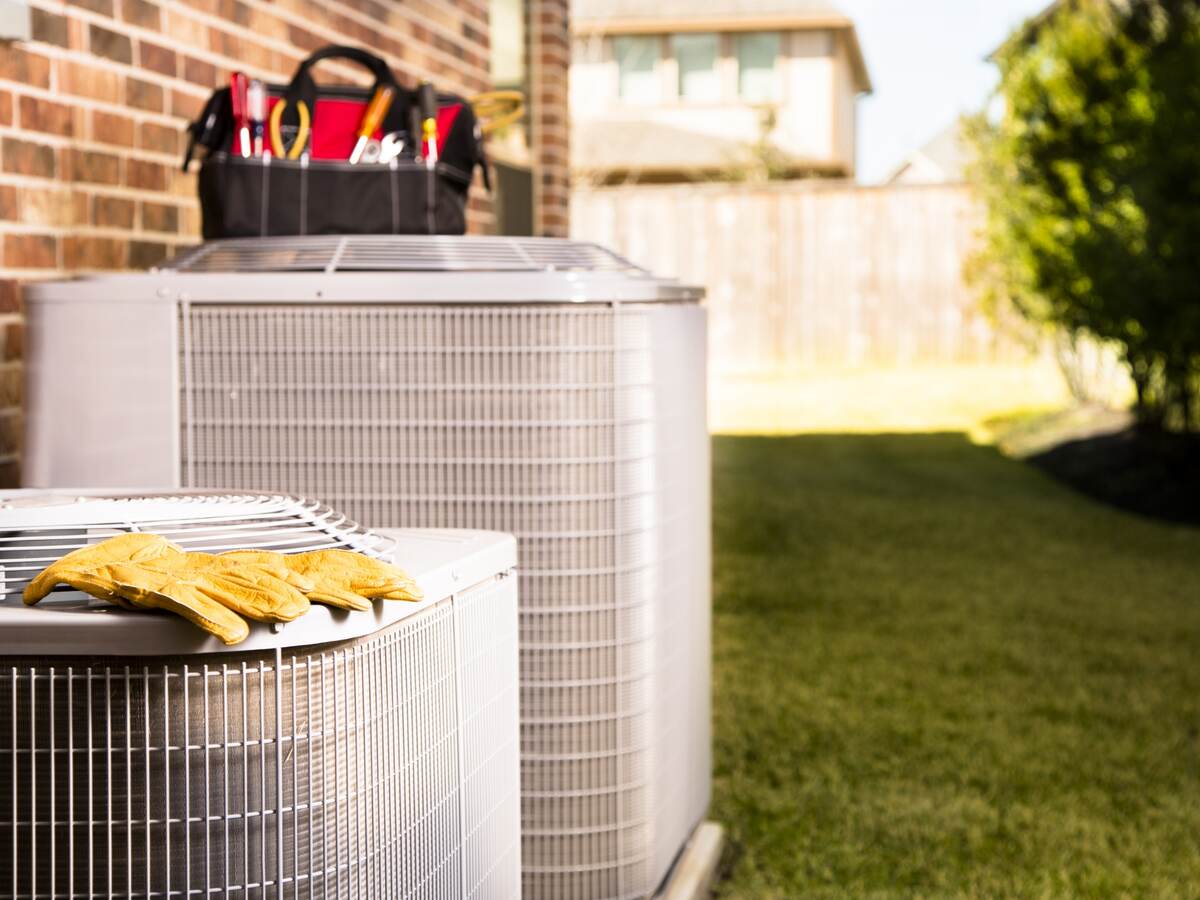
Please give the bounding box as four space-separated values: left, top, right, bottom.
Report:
574 12 854 36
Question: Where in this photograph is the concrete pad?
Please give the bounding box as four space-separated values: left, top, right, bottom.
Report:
654 821 725 900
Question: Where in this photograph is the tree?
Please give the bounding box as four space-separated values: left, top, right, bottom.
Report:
968 0 1200 431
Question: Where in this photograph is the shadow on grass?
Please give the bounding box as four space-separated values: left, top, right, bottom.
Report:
1029 427 1200 527
711 433 1200 898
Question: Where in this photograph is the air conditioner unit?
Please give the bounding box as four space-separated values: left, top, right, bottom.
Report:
24 235 711 899
0 489 519 898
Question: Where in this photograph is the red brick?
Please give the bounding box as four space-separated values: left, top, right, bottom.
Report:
170 89 205 120
68 0 114 13
64 235 127 270
3 321 23 359
0 415 19 458
61 61 123 104
0 49 52 90
130 240 167 269
0 92 10 127
126 78 164 113
138 41 177 78
126 158 167 191
0 282 20 315
71 191 90 225
141 201 179 232
18 186 74 227
139 121 179 154
89 24 133 65
93 111 135 147
95 195 135 229
183 56 218 88
0 185 15 221
4 234 58 269
69 149 122 185
19 97 74 137
0 460 20 489
31 8 69 48
1 138 56 178
121 0 161 29
0 367 22 408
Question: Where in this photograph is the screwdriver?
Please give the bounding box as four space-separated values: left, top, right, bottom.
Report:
247 79 267 158
349 85 395 164
230 72 250 157
418 82 439 169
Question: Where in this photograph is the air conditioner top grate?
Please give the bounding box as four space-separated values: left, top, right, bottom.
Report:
0 490 394 607
157 236 648 274
0 490 517 657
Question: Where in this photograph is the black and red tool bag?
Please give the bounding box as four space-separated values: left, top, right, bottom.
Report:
183 45 487 238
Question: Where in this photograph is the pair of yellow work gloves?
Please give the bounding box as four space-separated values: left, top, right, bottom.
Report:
23 533 422 645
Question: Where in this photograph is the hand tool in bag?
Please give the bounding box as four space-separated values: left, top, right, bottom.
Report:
247 78 268 158
360 131 406 164
418 81 440 168
349 84 396 164
268 97 311 160
230 71 250 157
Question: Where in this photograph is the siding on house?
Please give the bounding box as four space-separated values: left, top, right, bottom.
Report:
570 3 869 181
0 0 571 486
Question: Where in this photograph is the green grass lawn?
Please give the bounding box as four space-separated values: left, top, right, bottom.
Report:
711 434 1200 898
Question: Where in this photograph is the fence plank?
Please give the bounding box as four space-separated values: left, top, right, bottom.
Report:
572 181 1031 376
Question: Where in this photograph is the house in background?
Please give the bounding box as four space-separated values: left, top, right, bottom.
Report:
887 121 970 185
570 0 872 184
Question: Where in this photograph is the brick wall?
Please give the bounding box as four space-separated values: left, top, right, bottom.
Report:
528 0 567 237
0 0 572 486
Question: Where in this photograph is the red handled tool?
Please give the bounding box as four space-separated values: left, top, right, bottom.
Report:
229 72 250 158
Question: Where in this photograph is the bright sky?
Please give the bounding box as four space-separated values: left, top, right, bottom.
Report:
839 0 1051 183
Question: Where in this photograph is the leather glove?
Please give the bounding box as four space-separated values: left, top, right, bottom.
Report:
105 555 313 645
27 536 314 645
275 549 422 611
24 532 182 607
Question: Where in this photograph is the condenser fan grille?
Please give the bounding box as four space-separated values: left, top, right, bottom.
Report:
0 493 393 606
178 303 711 899
158 236 646 274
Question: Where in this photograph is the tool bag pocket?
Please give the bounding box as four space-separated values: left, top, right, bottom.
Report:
197 155 470 238
185 45 482 237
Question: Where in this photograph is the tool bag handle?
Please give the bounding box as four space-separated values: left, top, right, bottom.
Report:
279 45 411 137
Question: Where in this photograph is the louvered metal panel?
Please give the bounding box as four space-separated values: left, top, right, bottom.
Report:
177 302 710 899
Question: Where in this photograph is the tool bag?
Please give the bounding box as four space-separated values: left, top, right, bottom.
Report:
183 46 486 238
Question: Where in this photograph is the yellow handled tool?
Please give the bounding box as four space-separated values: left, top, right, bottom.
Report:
268 98 311 160
349 85 396 164
471 90 526 136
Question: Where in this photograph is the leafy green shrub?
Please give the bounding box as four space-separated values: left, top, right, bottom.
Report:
968 0 1200 430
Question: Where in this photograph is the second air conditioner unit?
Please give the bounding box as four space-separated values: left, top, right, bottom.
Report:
0 490 519 898
24 235 711 900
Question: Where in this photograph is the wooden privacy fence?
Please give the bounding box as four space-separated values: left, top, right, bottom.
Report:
571 181 1035 376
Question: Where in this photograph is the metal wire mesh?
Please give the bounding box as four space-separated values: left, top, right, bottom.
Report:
178 303 710 899
0 493 393 607
0 575 520 899
159 237 645 275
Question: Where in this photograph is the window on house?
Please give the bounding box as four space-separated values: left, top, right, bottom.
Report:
673 33 720 102
736 32 780 102
614 35 660 103
489 0 526 89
